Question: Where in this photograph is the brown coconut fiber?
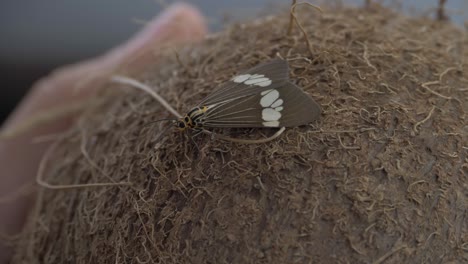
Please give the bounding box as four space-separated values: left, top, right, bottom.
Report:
11 3 468 264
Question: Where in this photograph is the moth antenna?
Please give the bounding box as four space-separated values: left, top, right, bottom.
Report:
110 75 182 118
140 118 176 144
152 124 175 144
141 118 177 128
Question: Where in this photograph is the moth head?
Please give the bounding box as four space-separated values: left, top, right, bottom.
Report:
176 117 190 131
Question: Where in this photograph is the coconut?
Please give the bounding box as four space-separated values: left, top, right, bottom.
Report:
12 3 467 263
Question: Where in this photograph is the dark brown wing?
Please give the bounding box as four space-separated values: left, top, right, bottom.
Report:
202 82 321 128
199 59 289 106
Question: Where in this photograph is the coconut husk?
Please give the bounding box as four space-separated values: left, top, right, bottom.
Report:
12 3 468 263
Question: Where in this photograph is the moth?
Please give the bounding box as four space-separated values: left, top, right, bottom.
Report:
174 59 321 133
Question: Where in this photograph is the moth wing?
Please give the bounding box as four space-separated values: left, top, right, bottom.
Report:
199 59 289 106
202 82 321 128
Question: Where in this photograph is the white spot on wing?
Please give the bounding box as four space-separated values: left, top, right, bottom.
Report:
260 90 280 107
249 74 264 78
245 78 271 87
262 108 281 121
263 121 280 127
258 79 272 87
261 89 273 96
271 99 283 108
275 106 283 112
231 73 272 87
232 74 250 83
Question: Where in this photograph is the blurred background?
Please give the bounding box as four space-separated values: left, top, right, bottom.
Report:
0 0 466 123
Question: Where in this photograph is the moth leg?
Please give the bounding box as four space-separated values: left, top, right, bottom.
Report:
201 127 286 144
191 128 204 138
189 129 204 152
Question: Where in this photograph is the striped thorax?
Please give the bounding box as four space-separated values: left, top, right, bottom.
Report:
177 106 208 131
